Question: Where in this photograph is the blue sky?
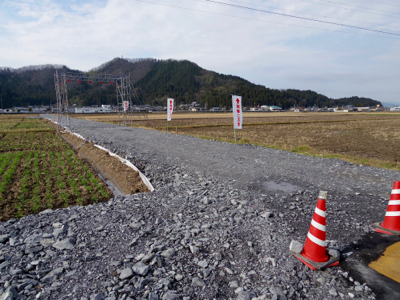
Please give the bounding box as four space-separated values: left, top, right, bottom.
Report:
1 0 399 105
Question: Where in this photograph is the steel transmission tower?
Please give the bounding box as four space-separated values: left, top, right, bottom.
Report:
54 71 150 131
54 70 70 131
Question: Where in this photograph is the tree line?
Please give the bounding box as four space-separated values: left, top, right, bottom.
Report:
0 58 381 109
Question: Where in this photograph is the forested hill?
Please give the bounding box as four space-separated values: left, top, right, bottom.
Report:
0 58 381 109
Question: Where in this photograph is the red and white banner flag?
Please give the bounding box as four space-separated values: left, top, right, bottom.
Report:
167 98 174 121
232 95 242 129
123 101 129 112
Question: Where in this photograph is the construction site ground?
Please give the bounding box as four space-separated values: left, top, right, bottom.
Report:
1 113 399 300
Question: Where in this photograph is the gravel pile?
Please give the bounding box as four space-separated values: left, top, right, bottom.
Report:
1 115 398 300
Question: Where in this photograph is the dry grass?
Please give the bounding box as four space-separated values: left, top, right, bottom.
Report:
179 118 400 170
72 111 398 125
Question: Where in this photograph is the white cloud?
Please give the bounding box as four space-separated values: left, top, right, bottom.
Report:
0 0 399 103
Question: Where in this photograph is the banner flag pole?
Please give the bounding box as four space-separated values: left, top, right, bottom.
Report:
167 98 174 132
232 95 242 142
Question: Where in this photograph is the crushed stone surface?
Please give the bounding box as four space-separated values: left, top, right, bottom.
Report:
1 114 398 300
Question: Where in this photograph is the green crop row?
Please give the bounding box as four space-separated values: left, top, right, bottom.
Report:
14 121 49 130
0 122 19 130
0 151 24 195
61 150 98 202
49 151 68 206
42 151 54 205
31 150 41 213
0 131 60 151
0 152 16 178
15 151 33 218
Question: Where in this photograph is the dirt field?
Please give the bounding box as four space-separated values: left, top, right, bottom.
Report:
72 112 400 170
73 111 398 125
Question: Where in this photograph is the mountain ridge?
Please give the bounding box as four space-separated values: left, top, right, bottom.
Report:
0 58 381 109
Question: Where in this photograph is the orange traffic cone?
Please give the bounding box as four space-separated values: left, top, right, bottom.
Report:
290 191 340 270
372 181 400 235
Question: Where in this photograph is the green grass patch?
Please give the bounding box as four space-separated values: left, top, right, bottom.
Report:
292 145 312 153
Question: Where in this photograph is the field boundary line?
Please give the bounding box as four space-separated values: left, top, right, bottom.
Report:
0 129 54 134
10 122 21 130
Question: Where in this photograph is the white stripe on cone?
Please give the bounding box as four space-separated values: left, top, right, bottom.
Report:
315 207 326 218
391 189 400 194
385 211 400 217
307 232 326 247
311 219 326 232
388 200 400 205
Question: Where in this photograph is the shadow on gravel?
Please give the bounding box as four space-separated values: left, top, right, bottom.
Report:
340 232 400 300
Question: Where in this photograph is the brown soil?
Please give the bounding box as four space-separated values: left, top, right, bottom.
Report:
60 131 149 195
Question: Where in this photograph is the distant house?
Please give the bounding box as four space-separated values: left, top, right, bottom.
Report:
261 105 282 112
357 107 371 112
189 102 200 111
14 107 28 112
209 107 221 111
75 107 99 113
390 107 400 111
74 105 112 113
334 108 349 112
99 105 111 113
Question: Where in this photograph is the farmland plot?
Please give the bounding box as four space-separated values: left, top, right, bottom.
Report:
73 112 400 170
0 117 113 221
176 116 400 170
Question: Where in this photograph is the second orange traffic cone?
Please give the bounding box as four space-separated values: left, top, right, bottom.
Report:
290 191 340 270
372 181 400 235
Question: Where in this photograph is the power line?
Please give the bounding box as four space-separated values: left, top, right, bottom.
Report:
319 0 400 10
296 0 400 19
133 0 398 38
362 0 400 8
201 0 400 36
203 0 400 29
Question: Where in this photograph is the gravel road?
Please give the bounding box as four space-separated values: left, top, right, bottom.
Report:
1 114 399 300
